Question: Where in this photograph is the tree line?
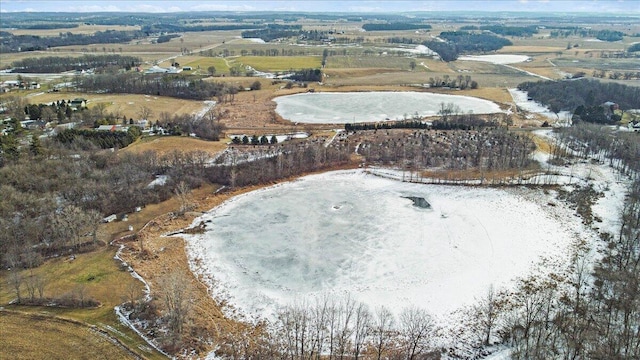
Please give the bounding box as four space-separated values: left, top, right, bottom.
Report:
362 23 431 31
459 25 538 37
76 73 231 101
0 30 145 53
550 28 626 41
241 24 304 42
10 54 141 73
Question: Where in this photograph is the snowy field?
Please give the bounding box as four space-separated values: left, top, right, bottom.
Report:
457 54 530 65
274 92 503 123
509 88 572 121
185 170 605 322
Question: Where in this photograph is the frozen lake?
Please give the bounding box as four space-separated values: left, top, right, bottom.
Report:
273 91 503 123
186 170 590 320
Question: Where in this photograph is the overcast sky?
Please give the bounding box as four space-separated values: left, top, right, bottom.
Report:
0 0 638 13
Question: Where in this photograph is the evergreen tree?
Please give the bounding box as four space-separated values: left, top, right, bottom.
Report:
29 134 43 156
270 135 278 144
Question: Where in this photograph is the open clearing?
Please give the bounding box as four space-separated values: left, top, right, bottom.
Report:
234 56 322 71
0 311 135 360
123 136 228 157
29 92 209 120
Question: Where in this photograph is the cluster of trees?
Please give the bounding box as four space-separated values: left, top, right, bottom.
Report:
517 79 640 114
217 296 439 359
422 32 511 62
155 109 226 141
628 43 640 52
241 24 304 42
55 127 141 150
362 23 431 31
231 135 278 145
156 34 181 43
206 139 353 188
427 74 478 89
288 68 323 82
550 28 626 41
459 25 538 37
10 54 141 73
592 69 640 81
75 73 232 101
23 100 77 122
0 30 145 53
357 128 534 172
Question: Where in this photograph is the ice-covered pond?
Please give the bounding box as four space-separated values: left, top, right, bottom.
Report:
186 170 592 320
273 91 503 123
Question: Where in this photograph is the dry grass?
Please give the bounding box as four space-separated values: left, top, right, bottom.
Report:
26 92 209 120
234 56 322 71
123 137 228 157
0 311 136 360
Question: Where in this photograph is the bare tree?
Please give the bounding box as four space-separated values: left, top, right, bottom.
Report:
174 181 195 215
158 270 192 335
372 306 395 360
400 306 435 360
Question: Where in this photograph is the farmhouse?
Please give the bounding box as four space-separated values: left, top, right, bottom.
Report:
69 98 87 110
145 65 183 74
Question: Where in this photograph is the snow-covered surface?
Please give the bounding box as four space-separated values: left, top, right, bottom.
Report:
382 44 438 56
194 100 216 119
146 175 168 188
509 88 572 122
184 169 607 322
274 92 503 124
457 54 530 64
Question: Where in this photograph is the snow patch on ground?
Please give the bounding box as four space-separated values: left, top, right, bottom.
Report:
458 54 530 64
509 88 572 122
274 92 503 124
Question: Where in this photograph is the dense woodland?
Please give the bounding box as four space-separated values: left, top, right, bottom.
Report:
517 79 640 114
10 54 141 73
549 28 626 41
459 25 539 37
423 31 512 61
76 73 234 101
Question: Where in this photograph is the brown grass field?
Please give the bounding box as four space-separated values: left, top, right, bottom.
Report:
0 311 137 360
123 136 228 157
23 92 209 120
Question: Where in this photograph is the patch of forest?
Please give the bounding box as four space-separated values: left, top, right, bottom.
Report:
241 24 305 42
517 79 640 115
0 30 145 53
356 128 535 171
75 73 233 101
459 25 538 37
10 54 141 73
423 31 512 61
549 28 626 41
